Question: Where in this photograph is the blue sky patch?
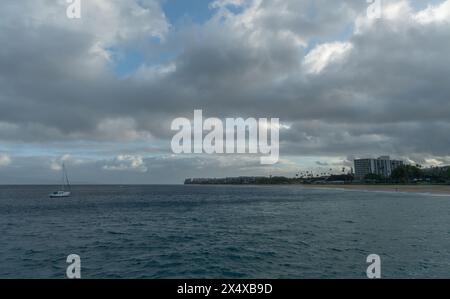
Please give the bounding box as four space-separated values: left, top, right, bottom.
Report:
162 0 216 25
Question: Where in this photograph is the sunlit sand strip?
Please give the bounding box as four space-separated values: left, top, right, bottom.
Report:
300 185 450 197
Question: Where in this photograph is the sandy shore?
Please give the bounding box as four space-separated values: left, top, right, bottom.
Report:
302 184 450 195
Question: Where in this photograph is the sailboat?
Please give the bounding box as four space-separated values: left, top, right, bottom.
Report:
50 163 71 198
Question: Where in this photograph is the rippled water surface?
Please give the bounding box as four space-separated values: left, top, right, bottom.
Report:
1 185 449 278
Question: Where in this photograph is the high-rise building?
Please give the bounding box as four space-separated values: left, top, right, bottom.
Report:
354 156 404 180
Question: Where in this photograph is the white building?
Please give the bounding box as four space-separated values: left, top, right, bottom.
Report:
354 156 404 180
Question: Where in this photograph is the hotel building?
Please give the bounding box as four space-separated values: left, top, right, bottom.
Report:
354 156 404 180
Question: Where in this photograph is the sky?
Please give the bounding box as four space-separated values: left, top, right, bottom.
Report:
1 0 450 184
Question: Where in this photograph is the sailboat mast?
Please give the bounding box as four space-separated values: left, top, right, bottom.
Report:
61 163 66 191
64 164 71 191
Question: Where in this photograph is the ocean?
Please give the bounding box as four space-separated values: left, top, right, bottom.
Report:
0 185 449 278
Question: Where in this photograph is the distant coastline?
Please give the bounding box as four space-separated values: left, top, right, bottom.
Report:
184 177 450 195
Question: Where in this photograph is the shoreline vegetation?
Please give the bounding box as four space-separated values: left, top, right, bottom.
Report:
184 176 450 195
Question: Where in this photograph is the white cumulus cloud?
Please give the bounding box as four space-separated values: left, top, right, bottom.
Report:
0 154 11 167
103 155 148 172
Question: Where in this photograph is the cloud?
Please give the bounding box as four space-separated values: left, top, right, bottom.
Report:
414 0 450 24
103 155 148 173
303 42 353 74
0 154 11 167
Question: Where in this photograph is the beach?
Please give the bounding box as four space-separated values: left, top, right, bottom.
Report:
302 184 450 195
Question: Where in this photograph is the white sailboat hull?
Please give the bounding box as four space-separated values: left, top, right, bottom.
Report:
49 191 71 198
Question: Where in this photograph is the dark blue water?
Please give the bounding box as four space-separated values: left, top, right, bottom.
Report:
0 185 449 278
